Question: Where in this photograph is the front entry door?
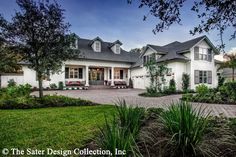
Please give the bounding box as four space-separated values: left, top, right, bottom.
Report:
89 68 104 85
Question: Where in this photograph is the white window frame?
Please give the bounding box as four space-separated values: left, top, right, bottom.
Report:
67 67 83 79
115 44 120 54
199 48 208 61
199 70 207 83
95 41 101 52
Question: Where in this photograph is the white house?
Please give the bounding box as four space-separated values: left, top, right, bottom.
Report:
0 35 220 90
132 36 221 90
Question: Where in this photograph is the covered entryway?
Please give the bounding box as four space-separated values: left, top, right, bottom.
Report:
89 68 104 85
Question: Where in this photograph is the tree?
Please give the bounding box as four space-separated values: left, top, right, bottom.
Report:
218 53 236 81
130 48 142 53
0 0 77 97
145 58 168 93
128 0 236 52
0 16 21 87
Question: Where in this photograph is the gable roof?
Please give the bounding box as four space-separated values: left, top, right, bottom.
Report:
132 35 218 68
75 38 139 63
109 40 123 48
89 36 103 46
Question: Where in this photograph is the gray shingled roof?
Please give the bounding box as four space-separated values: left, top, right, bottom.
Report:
76 38 140 63
132 35 218 68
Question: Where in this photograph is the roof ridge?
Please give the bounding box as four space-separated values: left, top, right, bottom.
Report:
181 35 206 44
78 37 114 45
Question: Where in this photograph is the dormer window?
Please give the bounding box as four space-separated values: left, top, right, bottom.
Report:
115 44 120 54
95 41 101 52
91 37 103 52
111 40 122 54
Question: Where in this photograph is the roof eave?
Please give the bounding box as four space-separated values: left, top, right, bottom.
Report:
191 36 220 54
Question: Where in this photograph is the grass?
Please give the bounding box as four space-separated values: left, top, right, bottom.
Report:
0 105 115 150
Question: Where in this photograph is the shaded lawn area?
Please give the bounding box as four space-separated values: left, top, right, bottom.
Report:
0 105 115 150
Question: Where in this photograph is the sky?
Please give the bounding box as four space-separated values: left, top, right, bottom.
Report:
0 0 235 52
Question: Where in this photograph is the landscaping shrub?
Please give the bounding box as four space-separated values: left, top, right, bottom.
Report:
140 101 217 157
58 81 64 90
115 100 145 137
0 96 41 109
163 79 176 94
97 100 144 156
97 118 140 157
181 93 193 101
4 84 32 98
218 75 225 88
39 95 97 107
160 101 211 157
223 82 236 101
146 86 158 94
196 84 209 96
0 95 98 109
183 81 236 104
182 73 190 92
168 78 176 93
49 83 57 89
7 79 16 87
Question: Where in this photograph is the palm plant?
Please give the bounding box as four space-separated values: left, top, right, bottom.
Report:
218 53 236 81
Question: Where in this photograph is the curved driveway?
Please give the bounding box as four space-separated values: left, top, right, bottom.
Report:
38 89 236 117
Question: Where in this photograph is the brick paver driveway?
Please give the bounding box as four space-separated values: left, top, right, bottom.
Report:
39 89 236 117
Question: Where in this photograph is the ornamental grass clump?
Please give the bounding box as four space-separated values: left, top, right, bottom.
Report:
97 118 140 157
160 101 212 156
115 99 145 137
97 100 144 157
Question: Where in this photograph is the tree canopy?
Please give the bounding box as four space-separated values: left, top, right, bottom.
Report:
218 53 236 81
129 0 236 52
0 16 20 73
0 0 77 97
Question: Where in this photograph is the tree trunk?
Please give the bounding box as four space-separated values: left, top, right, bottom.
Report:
38 72 43 98
233 68 235 81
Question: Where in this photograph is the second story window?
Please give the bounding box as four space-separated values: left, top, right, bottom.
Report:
194 46 212 62
199 48 208 60
143 54 157 65
95 42 101 52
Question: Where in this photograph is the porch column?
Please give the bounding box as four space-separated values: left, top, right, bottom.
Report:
127 69 131 86
85 66 89 86
104 68 107 85
111 67 114 86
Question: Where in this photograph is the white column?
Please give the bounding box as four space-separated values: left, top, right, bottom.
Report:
127 69 130 86
85 66 89 86
104 68 107 85
111 67 114 86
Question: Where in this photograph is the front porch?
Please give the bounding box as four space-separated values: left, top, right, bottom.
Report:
64 65 130 89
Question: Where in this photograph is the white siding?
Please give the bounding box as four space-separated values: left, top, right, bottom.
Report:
190 40 218 89
167 62 188 90
1 75 24 87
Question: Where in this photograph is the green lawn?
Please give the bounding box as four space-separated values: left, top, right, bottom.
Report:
0 105 115 150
